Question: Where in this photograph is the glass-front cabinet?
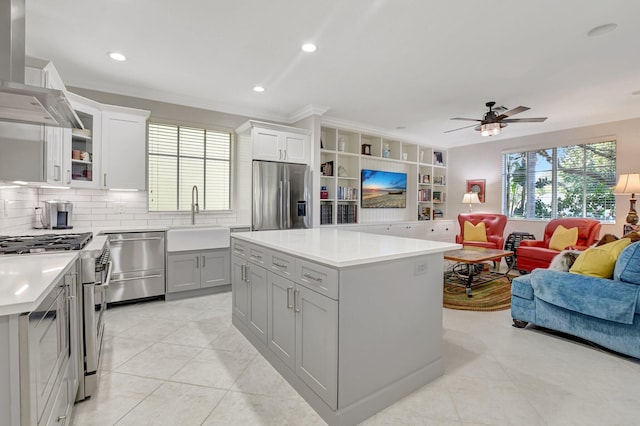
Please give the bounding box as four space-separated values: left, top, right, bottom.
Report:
67 95 101 188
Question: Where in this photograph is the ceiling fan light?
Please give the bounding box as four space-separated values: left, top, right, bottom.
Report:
480 122 501 137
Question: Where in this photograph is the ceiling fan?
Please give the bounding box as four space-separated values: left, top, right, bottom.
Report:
445 101 547 136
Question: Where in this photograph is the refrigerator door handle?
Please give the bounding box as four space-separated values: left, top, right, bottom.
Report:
278 180 285 229
284 180 291 228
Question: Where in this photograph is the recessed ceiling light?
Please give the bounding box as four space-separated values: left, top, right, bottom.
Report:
587 23 618 37
301 43 317 53
107 51 127 62
253 86 265 93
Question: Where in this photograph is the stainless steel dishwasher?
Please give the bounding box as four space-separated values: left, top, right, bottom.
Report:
105 231 165 303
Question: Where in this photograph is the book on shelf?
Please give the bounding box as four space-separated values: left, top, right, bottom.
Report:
433 176 445 185
418 188 431 202
337 204 357 224
320 204 333 225
337 186 358 201
433 191 443 203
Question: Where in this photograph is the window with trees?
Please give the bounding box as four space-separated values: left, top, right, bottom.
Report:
502 140 616 222
148 122 232 212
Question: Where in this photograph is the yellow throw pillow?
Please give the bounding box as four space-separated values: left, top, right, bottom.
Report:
569 238 631 278
548 225 579 251
464 221 488 242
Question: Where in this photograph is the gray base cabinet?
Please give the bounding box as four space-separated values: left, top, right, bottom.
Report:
232 239 340 411
267 270 339 409
0 260 78 426
167 249 230 294
231 236 444 426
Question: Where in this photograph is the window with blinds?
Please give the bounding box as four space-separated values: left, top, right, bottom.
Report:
502 140 616 222
148 123 231 211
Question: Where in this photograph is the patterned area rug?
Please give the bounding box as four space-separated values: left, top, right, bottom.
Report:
443 276 513 311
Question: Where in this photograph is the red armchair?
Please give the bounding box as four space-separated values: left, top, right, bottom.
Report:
516 218 601 273
456 213 508 250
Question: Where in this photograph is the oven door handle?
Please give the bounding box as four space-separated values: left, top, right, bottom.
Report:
95 261 113 290
109 237 163 243
109 274 162 283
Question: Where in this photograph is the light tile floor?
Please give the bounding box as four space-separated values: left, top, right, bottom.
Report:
71 290 640 426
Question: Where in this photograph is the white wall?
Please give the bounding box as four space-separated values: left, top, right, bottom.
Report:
447 117 640 239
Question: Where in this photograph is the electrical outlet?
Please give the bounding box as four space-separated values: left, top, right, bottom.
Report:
114 202 125 214
414 262 427 275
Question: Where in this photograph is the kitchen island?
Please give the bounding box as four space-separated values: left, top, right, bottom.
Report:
231 228 459 426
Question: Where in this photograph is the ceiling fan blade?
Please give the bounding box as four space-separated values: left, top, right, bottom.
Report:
501 117 548 123
496 106 530 120
450 117 482 122
443 123 478 133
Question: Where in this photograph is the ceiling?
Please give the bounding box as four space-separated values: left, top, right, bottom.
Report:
25 0 640 148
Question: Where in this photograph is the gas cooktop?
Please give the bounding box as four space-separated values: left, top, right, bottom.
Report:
0 232 93 254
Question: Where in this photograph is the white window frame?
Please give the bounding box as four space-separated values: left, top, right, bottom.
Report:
502 140 616 222
148 121 233 212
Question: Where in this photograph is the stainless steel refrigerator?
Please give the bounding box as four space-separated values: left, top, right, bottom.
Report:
252 160 311 230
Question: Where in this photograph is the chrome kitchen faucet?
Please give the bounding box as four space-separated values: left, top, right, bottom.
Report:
191 185 199 224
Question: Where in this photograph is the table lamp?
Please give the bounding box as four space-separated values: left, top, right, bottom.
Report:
613 173 640 225
461 192 480 212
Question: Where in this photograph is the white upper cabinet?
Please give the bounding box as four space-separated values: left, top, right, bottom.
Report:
65 93 149 190
101 107 150 190
237 120 311 165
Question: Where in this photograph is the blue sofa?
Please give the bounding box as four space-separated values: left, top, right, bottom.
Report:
511 241 640 359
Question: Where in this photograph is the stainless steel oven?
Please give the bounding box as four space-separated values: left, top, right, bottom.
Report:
76 241 111 401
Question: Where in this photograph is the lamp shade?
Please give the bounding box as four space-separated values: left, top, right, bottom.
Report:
613 173 640 194
461 192 480 204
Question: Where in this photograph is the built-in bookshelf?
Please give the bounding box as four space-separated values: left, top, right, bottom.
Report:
320 126 447 225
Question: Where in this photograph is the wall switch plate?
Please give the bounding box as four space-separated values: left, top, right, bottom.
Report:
114 202 125 214
414 262 427 275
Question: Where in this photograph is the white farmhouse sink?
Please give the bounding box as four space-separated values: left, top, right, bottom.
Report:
167 225 230 252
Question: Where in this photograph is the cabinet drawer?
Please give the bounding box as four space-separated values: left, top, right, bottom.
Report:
295 260 338 299
248 244 268 266
231 239 249 258
268 250 296 279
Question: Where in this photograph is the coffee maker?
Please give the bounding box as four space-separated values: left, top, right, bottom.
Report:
41 200 74 229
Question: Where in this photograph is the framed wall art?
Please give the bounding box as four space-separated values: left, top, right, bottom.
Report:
466 179 486 203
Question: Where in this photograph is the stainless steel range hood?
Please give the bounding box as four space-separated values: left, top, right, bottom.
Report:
0 0 83 128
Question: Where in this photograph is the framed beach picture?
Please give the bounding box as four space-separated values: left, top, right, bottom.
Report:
466 179 486 203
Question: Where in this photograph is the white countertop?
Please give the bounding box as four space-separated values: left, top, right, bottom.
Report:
0 252 78 316
232 228 460 268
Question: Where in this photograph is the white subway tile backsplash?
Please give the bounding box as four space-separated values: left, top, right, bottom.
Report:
1 186 239 233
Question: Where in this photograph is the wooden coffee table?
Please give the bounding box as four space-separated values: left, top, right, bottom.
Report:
444 247 514 298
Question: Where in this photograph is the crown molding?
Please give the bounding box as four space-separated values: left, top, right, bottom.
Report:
288 104 330 123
